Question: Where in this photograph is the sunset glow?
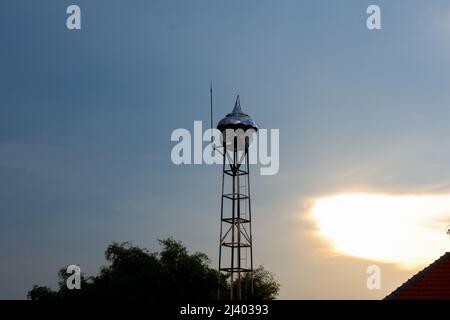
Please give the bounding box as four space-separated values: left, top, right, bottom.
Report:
309 193 450 269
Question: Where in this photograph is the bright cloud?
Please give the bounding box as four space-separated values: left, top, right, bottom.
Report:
308 193 450 269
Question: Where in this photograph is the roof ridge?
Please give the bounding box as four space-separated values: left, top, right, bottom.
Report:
384 252 450 300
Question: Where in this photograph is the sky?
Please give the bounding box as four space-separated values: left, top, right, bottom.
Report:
1 0 450 299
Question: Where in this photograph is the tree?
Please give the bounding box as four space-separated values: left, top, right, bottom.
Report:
28 238 280 300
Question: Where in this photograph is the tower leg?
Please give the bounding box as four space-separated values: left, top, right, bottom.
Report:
246 151 254 296
217 149 226 300
230 150 236 300
237 160 241 300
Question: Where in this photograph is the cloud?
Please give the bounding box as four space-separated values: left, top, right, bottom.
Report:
307 193 450 269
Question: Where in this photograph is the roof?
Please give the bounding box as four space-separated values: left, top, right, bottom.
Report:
384 252 450 300
217 95 258 132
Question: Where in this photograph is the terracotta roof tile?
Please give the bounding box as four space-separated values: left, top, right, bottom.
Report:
384 252 450 300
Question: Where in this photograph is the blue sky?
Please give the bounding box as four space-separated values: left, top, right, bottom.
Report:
1 0 450 299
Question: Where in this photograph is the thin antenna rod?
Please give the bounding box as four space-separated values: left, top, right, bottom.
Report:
210 82 213 144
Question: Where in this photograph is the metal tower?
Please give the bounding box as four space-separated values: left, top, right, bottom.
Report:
217 95 258 300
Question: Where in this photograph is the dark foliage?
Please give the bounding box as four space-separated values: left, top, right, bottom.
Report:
28 238 280 300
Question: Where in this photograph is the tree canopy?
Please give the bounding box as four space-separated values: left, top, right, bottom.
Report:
28 238 280 300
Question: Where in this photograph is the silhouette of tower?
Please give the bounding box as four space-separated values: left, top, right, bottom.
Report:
217 95 258 300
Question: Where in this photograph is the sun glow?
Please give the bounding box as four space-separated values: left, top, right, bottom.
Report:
308 193 450 269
